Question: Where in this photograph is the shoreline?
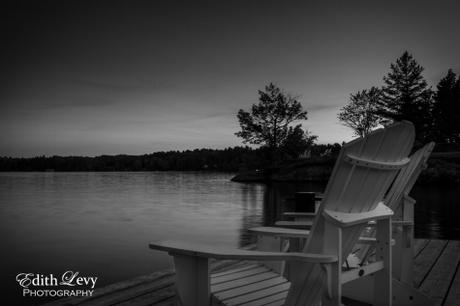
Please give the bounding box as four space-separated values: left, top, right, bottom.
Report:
232 153 460 185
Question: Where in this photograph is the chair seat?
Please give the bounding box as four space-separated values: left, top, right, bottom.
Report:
211 264 290 306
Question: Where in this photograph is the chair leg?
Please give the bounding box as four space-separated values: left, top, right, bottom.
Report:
173 254 210 306
374 218 392 306
400 224 414 283
393 223 414 283
401 195 415 284
322 222 342 306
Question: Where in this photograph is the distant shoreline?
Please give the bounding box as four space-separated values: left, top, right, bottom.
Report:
233 153 460 185
1 152 459 185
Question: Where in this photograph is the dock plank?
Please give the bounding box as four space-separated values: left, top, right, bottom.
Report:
443 250 460 306
42 271 175 306
413 239 449 287
41 239 460 306
418 240 460 306
151 297 178 306
115 285 176 306
79 274 174 306
413 238 429 258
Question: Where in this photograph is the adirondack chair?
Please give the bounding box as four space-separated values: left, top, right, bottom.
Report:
149 121 414 306
249 142 435 305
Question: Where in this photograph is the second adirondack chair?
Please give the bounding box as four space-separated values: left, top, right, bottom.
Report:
149 121 414 306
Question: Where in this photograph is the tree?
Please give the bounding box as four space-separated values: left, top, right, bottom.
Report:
378 51 433 141
338 87 381 137
431 69 460 145
280 125 317 159
235 83 315 159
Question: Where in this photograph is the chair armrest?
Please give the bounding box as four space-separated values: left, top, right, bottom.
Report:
248 226 310 238
149 240 337 263
323 202 393 227
249 226 392 246
283 212 317 218
365 220 413 228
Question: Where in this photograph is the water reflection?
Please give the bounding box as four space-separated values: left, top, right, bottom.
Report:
0 172 458 306
412 185 460 239
258 181 460 241
238 183 264 247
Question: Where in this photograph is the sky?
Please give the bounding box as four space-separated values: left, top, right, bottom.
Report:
1 1 459 157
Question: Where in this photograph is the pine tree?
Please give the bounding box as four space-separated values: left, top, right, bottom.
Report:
432 69 460 145
378 51 433 142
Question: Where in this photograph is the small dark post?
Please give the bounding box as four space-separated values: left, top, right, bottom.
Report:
294 192 316 212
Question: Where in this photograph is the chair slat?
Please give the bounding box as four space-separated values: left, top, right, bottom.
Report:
211 264 260 278
211 272 278 293
223 282 290 306
214 275 287 301
238 290 289 306
211 266 270 285
263 300 285 306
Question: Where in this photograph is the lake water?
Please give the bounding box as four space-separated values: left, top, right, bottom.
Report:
0 172 459 305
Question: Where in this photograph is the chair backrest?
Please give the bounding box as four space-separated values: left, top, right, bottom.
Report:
284 121 415 305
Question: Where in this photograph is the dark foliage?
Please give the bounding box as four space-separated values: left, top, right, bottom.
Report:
236 83 313 144
431 69 460 144
419 154 460 185
279 125 317 159
339 52 460 148
338 87 382 137
0 147 256 172
0 144 339 172
378 51 433 142
235 83 316 162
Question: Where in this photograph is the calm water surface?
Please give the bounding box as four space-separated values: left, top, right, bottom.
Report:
0 172 458 305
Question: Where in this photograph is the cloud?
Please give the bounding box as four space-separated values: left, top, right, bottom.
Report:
74 79 171 93
307 104 342 112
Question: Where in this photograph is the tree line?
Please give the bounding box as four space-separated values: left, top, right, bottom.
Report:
233 52 460 167
3 51 457 172
0 144 341 172
338 51 460 148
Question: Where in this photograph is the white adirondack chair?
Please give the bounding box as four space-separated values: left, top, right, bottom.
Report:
149 121 415 306
250 142 435 305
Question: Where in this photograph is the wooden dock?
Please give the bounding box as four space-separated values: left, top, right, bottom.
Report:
43 239 460 306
